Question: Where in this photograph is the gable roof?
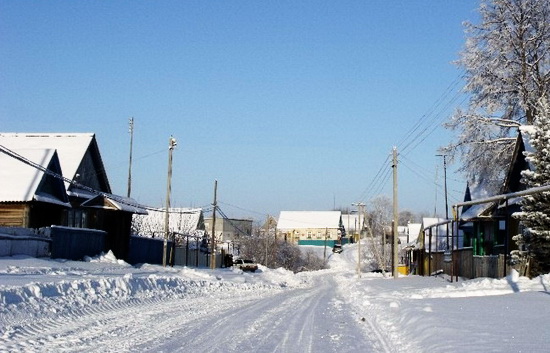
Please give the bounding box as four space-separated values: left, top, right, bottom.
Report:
277 211 342 229
0 148 70 206
0 133 111 193
81 194 148 214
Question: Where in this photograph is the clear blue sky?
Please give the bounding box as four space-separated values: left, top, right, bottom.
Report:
0 0 480 220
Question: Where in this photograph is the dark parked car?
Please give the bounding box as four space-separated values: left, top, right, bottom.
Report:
332 244 343 253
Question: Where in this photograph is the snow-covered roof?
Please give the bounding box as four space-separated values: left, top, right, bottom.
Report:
407 223 422 243
0 148 70 206
460 203 494 221
277 211 342 230
81 194 148 214
0 133 100 191
134 208 204 235
341 214 360 232
421 218 450 252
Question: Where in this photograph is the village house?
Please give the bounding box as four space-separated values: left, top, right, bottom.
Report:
0 148 70 228
276 211 344 246
410 128 538 279
0 133 146 260
204 216 253 243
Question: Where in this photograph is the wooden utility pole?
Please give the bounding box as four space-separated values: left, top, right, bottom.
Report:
127 117 134 198
265 214 270 267
392 147 399 279
437 154 450 249
210 180 218 270
352 202 365 277
163 136 177 267
323 227 328 263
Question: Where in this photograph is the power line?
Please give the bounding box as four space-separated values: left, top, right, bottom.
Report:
397 73 464 152
357 155 392 202
0 144 163 213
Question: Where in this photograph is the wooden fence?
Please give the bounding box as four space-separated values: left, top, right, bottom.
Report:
417 247 509 279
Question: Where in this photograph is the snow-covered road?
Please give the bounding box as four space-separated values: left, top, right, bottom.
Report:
1 270 378 353
147 275 378 353
0 252 383 353
1 245 550 353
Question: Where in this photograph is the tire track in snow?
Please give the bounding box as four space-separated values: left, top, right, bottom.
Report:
0 287 279 352
144 275 377 353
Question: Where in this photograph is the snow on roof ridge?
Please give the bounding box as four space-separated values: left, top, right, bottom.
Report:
277 210 342 229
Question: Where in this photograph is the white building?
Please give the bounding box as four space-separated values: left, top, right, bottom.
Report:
276 211 343 246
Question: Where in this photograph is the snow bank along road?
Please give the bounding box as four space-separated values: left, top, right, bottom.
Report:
0 255 389 353
2 251 549 352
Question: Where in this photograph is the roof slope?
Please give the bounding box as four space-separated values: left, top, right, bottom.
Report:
0 133 110 193
0 148 69 206
277 211 342 229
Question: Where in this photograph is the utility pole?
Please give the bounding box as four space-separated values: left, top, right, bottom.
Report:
323 227 328 263
352 202 365 277
392 147 399 279
127 117 134 198
210 180 218 270
163 136 177 267
437 154 450 250
436 154 449 220
265 214 270 267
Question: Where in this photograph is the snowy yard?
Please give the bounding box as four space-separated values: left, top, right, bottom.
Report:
1 243 549 352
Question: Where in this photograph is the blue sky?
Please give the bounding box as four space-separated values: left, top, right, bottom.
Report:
0 1 480 220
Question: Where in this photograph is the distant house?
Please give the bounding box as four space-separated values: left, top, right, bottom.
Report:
341 213 360 237
276 211 344 246
0 148 70 227
258 215 278 237
0 133 146 260
133 207 206 244
204 217 253 243
417 218 451 252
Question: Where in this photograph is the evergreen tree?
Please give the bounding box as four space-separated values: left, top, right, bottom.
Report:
514 98 550 276
443 0 550 194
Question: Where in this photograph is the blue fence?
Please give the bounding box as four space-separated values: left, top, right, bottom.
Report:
50 226 106 260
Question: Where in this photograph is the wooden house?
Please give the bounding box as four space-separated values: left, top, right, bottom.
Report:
204 216 252 243
0 133 146 260
459 130 531 257
0 148 70 227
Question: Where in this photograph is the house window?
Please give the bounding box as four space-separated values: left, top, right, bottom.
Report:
307 231 312 239
66 209 88 228
316 231 322 239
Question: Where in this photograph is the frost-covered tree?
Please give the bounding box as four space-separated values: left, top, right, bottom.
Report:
366 195 393 236
237 236 326 272
513 97 550 276
444 0 550 194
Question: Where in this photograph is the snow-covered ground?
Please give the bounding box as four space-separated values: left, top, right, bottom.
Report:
1 243 549 352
